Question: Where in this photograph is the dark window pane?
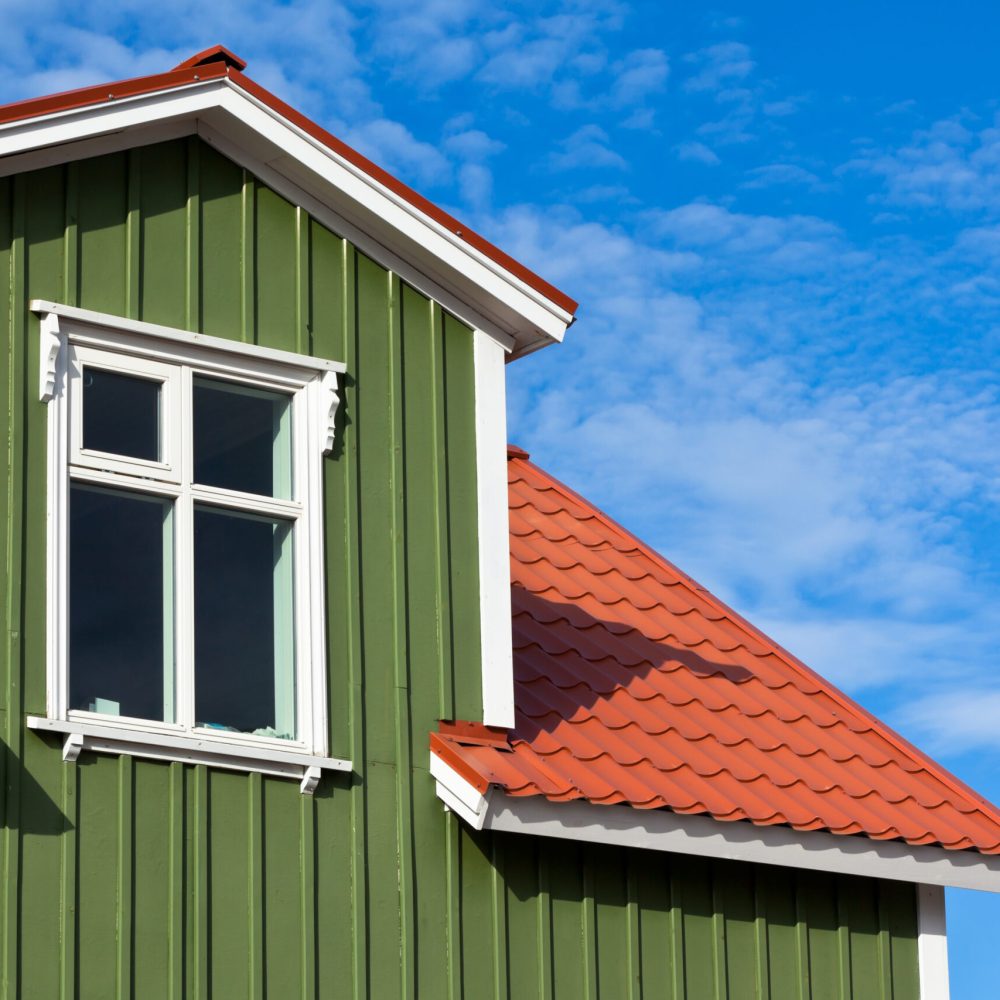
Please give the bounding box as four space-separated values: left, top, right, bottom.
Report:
193 378 291 498
83 368 160 461
70 486 172 721
194 507 295 738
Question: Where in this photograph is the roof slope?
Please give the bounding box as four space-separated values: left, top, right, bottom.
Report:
432 447 1000 855
0 45 577 320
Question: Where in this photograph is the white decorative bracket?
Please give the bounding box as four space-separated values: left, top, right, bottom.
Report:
299 765 322 795
62 732 84 762
319 370 340 454
39 312 62 402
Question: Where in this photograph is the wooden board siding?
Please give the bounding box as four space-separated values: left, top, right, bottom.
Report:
0 138 919 999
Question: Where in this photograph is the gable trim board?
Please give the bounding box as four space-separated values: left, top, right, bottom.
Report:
0 69 576 357
430 755 1000 894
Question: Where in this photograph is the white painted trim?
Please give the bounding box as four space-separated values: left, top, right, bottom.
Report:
27 716 351 792
473 331 515 727
31 301 345 375
38 305 341 766
918 884 951 999
429 751 492 829
429 767 1000 892
196 121 518 357
2 82 574 354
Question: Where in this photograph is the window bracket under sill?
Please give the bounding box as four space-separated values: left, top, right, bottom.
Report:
27 715 352 794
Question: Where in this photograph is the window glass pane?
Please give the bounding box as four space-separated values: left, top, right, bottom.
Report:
69 485 173 721
83 368 160 461
194 506 295 739
193 378 292 498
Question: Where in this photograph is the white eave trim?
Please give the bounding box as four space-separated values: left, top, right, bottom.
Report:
429 761 1000 893
28 716 352 794
429 751 493 829
1 81 574 353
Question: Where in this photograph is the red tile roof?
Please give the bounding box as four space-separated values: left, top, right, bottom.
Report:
431 447 1000 855
0 46 577 318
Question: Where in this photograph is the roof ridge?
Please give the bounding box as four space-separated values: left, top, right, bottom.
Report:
506 452 1000 829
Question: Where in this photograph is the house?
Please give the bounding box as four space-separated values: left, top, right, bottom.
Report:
0 43 997 999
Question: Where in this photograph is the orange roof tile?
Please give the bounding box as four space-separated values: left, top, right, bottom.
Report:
432 447 1000 855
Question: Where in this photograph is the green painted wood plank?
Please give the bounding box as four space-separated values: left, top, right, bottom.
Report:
59 761 78 1000
1 176 26 1000
536 846 554 1000
366 760 403 1000
263 777 304 999
460 827 497 1000
300 792 317 1000
802 872 843 1000
441 313 482 722
126 150 141 320
248 772 265 1000
77 757 121 1000
254 184 298 351
636 852 672 999
116 755 134 1000
625 858 641 1000
753 869 772 1000
62 161 78 307
679 857 717 1000
719 864 756 1000
240 171 255 343
547 841 586 1000
490 835 509 1000
198 143 243 341
593 844 628 1000
184 137 200 331
77 152 128 315
138 140 188 329
208 770 251 1000
187 765 208 1000
763 866 800 1000
445 815 463 1000
503 833 539 1000
167 764 184 1000
131 761 172 1000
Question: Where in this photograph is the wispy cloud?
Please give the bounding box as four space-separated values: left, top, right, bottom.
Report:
548 125 629 172
683 41 755 93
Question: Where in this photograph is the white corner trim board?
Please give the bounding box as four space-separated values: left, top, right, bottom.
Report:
918 884 951 1000
429 760 1000 894
473 330 515 728
28 716 352 794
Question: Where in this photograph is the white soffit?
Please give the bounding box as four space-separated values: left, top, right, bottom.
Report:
0 80 573 356
429 763 1000 893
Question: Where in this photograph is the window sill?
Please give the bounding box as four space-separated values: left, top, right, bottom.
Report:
26 715 352 794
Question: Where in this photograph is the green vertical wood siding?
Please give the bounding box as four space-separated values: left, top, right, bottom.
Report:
0 139 920 998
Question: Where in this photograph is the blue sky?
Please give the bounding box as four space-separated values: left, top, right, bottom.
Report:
3 0 1000 991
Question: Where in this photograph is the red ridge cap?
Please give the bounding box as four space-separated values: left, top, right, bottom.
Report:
172 45 247 73
507 444 530 460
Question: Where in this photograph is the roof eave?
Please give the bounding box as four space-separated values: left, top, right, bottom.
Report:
0 73 574 355
429 752 1000 893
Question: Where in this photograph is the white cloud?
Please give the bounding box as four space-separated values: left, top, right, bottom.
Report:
683 41 755 93
677 141 720 165
741 163 825 190
344 119 451 186
548 124 629 172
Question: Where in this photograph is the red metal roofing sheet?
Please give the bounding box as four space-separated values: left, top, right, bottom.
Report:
0 49 577 318
432 448 1000 855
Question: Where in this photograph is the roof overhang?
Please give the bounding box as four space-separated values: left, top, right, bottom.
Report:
431 754 1000 894
0 71 575 357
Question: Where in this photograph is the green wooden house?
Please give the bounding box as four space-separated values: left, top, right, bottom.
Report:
1 45 998 999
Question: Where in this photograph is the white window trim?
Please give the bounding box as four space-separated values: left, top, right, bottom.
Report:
34 300 350 793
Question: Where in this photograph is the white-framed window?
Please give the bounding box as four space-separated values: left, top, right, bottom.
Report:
29 300 352 793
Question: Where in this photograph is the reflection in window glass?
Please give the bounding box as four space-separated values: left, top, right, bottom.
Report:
83 368 160 461
193 378 292 498
69 485 173 721
194 506 295 739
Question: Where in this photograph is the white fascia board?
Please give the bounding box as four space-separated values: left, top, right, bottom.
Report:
0 81 226 159
474 330 515 728
211 84 573 347
429 751 492 830
479 792 1000 894
0 80 573 352
918 884 950 999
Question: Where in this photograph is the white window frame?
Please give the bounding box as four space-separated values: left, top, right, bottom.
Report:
29 300 351 793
